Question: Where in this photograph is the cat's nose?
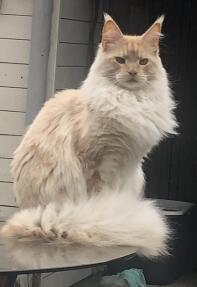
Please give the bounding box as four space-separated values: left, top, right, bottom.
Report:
128 70 137 76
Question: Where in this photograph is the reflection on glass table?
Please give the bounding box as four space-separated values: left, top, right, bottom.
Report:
0 205 136 287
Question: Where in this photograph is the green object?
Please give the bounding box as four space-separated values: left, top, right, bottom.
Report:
119 269 147 287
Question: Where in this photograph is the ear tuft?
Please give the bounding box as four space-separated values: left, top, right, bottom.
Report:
156 15 165 25
103 13 113 22
142 15 165 52
102 14 123 51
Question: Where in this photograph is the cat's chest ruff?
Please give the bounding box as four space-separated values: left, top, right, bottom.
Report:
97 88 151 122
83 83 166 143
93 88 163 150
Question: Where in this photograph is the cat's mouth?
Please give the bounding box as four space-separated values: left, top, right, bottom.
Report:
114 73 146 90
128 78 138 83
119 75 140 84
115 76 147 91
124 77 140 85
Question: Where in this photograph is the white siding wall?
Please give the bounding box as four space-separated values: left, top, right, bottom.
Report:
55 0 102 90
0 0 33 206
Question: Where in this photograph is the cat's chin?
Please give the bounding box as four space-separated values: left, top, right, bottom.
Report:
116 79 146 91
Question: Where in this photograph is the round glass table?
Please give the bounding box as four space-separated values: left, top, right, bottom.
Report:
0 206 136 287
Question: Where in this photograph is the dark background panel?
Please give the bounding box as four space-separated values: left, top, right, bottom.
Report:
94 0 197 202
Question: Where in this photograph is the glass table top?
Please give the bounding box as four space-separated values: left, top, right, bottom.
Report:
0 238 136 274
0 206 136 275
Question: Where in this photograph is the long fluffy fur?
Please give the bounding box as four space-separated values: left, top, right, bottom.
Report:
1 191 169 257
1 16 177 257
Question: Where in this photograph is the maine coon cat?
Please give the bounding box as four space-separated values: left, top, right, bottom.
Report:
1 15 177 257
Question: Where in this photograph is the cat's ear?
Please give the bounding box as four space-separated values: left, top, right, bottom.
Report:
142 15 164 52
102 13 123 51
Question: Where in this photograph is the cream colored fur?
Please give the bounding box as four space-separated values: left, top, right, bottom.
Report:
1 15 177 257
2 191 168 257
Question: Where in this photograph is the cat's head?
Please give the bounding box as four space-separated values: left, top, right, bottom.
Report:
97 14 164 90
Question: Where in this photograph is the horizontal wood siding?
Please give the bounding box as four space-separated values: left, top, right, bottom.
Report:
0 158 12 182
0 205 18 221
0 87 26 112
0 0 33 16
60 0 103 22
0 182 15 205
0 135 22 158
0 0 32 205
0 39 30 64
55 0 102 91
0 15 32 39
56 67 88 89
60 0 93 21
0 111 25 135
0 63 28 88
59 19 101 44
57 43 89 66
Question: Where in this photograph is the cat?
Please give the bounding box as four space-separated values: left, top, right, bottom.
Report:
1 14 177 257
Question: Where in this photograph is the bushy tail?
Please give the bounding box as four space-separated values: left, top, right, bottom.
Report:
1 192 169 257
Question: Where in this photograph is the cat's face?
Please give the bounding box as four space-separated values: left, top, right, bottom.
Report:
99 14 164 90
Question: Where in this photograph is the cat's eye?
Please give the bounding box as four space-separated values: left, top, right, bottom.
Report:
115 57 125 64
139 58 148 65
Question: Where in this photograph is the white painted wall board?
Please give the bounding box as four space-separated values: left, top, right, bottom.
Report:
0 135 21 158
0 15 32 39
0 63 28 88
0 158 12 182
0 39 30 64
0 111 25 135
0 0 33 16
0 205 18 220
0 87 27 111
0 182 15 205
